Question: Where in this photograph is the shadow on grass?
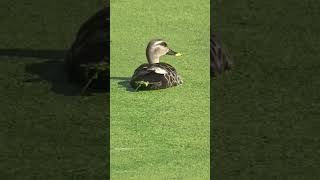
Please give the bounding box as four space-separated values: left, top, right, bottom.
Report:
0 48 67 60
110 77 135 92
25 60 85 96
0 48 84 96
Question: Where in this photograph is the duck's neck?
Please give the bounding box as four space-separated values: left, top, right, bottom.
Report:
147 54 160 64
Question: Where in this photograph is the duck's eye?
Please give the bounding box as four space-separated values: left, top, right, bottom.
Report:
160 42 167 47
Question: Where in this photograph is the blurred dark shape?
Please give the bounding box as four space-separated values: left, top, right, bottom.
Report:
65 7 110 92
210 33 233 76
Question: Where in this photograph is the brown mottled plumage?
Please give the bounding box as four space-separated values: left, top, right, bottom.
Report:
210 33 233 76
130 62 182 90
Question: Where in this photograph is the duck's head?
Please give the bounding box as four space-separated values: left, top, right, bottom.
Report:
146 39 182 64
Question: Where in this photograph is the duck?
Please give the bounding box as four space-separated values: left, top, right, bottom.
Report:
210 33 233 76
130 39 183 91
65 6 110 93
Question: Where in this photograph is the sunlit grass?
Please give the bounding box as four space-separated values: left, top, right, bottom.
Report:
111 0 210 179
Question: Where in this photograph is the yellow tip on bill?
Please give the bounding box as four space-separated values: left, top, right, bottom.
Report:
175 53 182 57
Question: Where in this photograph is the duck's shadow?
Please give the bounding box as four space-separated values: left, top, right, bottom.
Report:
0 49 84 96
110 77 135 92
25 60 84 96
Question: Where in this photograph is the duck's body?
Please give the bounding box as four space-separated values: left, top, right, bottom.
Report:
130 39 183 91
65 7 110 91
130 62 182 90
210 33 232 76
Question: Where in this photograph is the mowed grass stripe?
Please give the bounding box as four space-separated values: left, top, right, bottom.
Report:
111 0 210 179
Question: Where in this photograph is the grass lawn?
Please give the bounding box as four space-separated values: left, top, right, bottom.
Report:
0 1 108 179
110 0 210 179
212 0 320 179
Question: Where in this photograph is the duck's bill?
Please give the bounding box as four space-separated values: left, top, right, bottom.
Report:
166 49 182 56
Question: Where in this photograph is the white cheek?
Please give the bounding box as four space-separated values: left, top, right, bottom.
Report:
154 48 161 54
152 46 168 56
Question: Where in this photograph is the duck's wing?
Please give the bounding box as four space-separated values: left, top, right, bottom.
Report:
132 63 176 76
210 33 233 76
130 63 182 90
131 64 165 80
157 62 177 73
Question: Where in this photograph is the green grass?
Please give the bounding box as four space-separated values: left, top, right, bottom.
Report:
4 0 318 179
0 1 108 179
212 0 320 179
110 0 210 179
